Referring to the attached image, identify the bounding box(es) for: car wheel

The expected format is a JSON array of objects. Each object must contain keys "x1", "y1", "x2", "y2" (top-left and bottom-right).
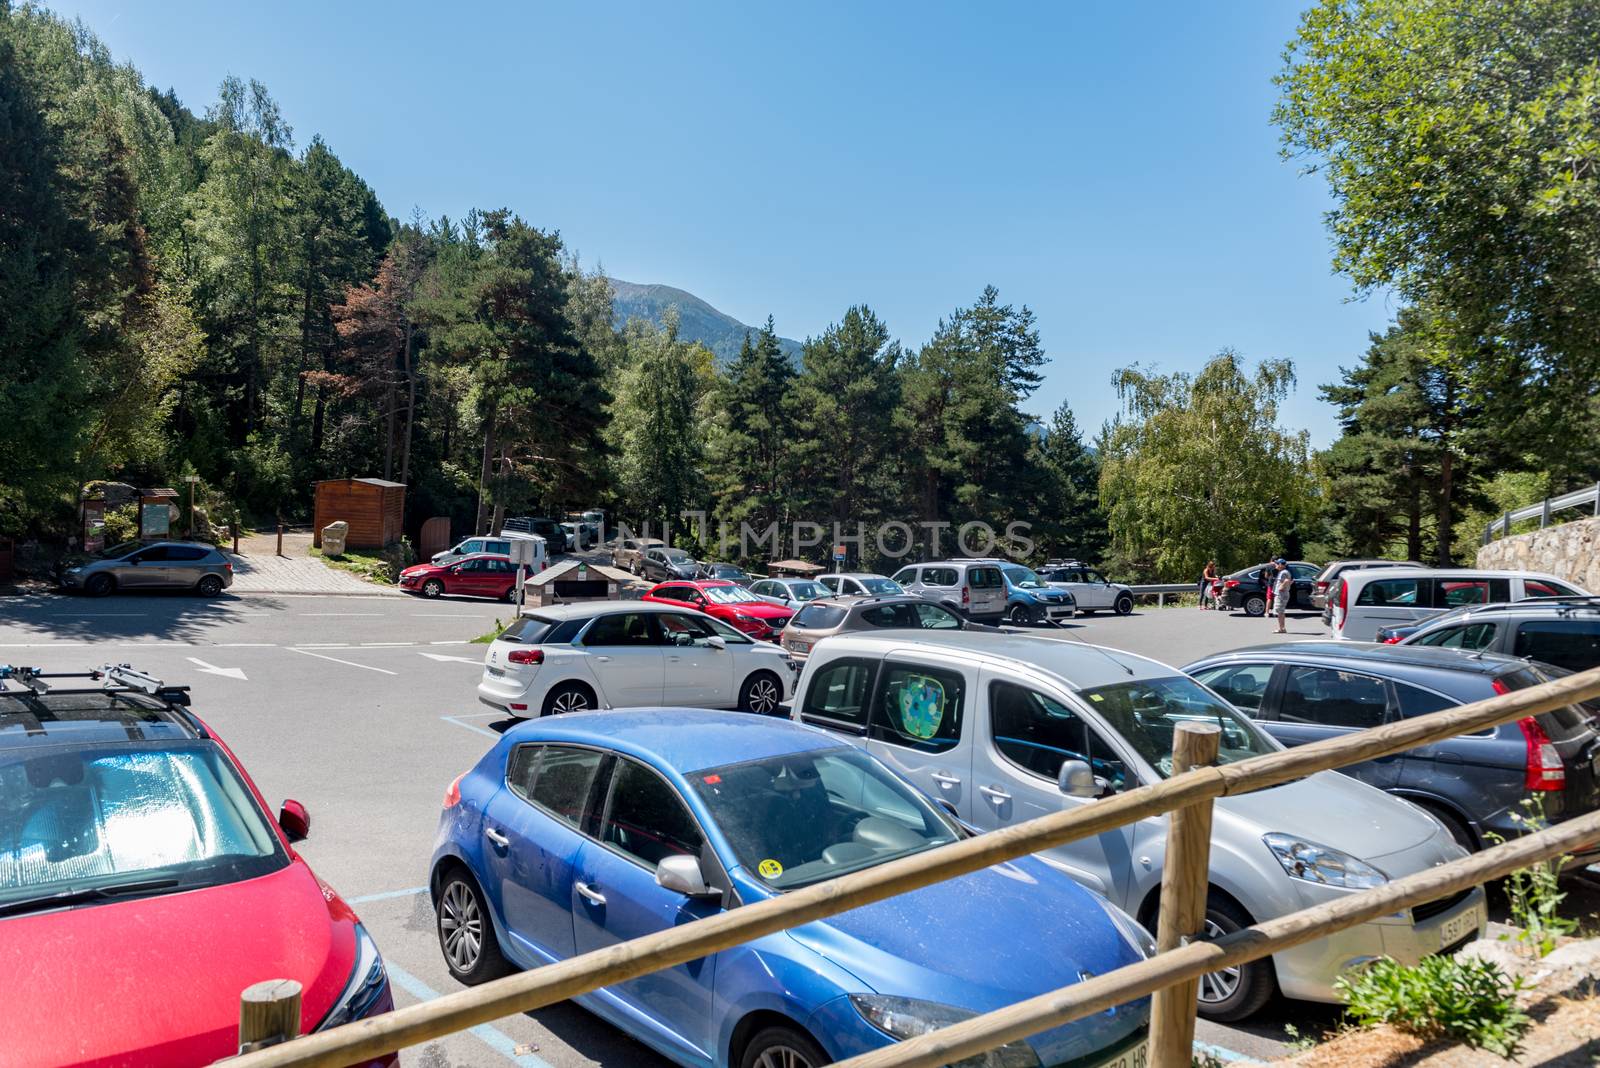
[
  {"x1": 739, "y1": 671, "x2": 783, "y2": 716},
  {"x1": 196, "y1": 575, "x2": 224, "y2": 597},
  {"x1": 1195, "y1": 895, "x2": 1275, "y2": 1021},
  {"x1": 422, "y1": 579, "x2": 445, "y2": 599},
  {"x1": 1008, "y1": 603, "x2": 1035, "y2": 625},
  {"x1": 1418, "y1": 802, "x2": 1478, "y2": 851},
  {"x1": 436, "y1": 868, "x2": 512, "y2": 985},
  {"x1": 740, "y1": 1024, "x2": 831, "y2": 1068},
  {"x1": 543, "y1": 682, "x2": 594, "y2": 715},
  {"x1": 1115, "y1": 593, "x2": 1134, "y2": 616},
  {"x1": 1243, "y1": 594, "x2": 1266, "y2": 617},
  {"x1": 84, "y1": 573, "x2": 114, "y2": 598}
]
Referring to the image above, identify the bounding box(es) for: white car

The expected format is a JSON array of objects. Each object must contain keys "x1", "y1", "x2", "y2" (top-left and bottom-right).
[
  {"x1": 1039, "y1": 561, "x2": 1134, "y2": 615},
  {"x1": 817, "y1": 572, "x2": 904, "y2": 597},
  {"x1": 1329, "y1": 567, "x2": 1590, "y2": 641},
  {"x1": 477, "y1": 602, "x2": 797, "y2": 717}
]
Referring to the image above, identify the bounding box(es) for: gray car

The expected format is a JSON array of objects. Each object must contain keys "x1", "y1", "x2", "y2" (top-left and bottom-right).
[
  {"x1": 641, "y1": 546, "x2": 699, "y2": 582},
  {"x1": 890, "y1": 560, "x2": 1008, "y2": 623},
  {"x1": 58, "y1": 540, "x2": 233, "y2": 597},
  {"x1": 1397, "y1": 596, "x2": 1600, "y2": 673},
  {"x1": 748, "y1": 576, "x2": 831, "y2": 607},
  {"x1": 778, "y1": 593, "x2": 975, "y2": 660},
  {"x1": 1184, "y1": 642, "x2": 1600, "y2": 854},
  {"x1": 816, "y1": 572, "x2": 904, "y2": 598}
]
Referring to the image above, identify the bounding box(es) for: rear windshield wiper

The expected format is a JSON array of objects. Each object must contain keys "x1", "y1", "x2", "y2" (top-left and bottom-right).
[{"x1": 0, "y1": 876, "x2": 185, "y2": 917}]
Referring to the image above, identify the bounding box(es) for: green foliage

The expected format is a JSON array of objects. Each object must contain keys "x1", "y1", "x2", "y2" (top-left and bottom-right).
[
  {"x1": 1029, "y1": 402, "x2": 1109, "y2": 564},
  {"x1": 1336, "y1": 955, "x2": 1529, "y2": 1057},
  {"x1": 706, "y1": 319, "x2": 796, "y2": 537},
  {"x1": 310, "y1": 545, "x2": 397, "y2": 584},
  {"x1": 609, "y1": 312, "x2": 709, "y2": 525},
  {"x1": 1100, "y1": 352, "x2": 1313, "y2": 580},
  {"x1": 102, "y1": 503, "x2": 138, "y2": 545},
  {"x1": 1487, "y1": 796, "x2": 1577, "y2": 957}
]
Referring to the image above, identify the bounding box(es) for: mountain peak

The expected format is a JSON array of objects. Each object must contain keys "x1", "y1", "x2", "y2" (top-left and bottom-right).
[{"x1": 606, "y1": 277, "x2": 802, "y2": 365}]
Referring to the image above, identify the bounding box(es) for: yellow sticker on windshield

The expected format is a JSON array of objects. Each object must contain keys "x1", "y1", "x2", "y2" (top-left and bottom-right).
[
  {"x1": 758, "y1": 858, "x2": 783, "y2": 879},
  {"x1": 1089, "y1": 694, "x2": 1104, "y2": 702}
]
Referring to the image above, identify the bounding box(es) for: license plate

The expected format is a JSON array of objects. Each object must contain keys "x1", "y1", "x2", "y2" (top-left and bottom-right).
[
  {"x1": 1438, "y1": 901, "x2": 1484, "y2": 947},
  {"x1": 787, "y1": 639, "x2": 811, "y2": 653},
  {"x1": 1093, "y1": 1039, "x2": 1148, "y2": 1068},
  {"x1": 486, "y1": 666, "x2": 504, "y2": 678}
]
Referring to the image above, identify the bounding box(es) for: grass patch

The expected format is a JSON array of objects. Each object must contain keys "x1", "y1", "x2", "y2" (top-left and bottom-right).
[
  {"x1": 1337, "y1": 955, "x2": 1529, "y2": 1057},
  {"x1": 473, "y1": 619, "x2": 511, "y2": 644},
  {"x1": 311, "y1": 546, "x2": 398, "y2": 585}
]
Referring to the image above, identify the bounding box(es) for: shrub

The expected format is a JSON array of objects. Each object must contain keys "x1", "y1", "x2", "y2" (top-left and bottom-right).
[
  {"x1": 103, "y1": 504, "x2": 139, "y2": 545},
  {"x1": 1489, "y1": 796, "x2": 1576, "y2": 956},
  {"x1": 1336, "y1": 955, "x2": 1528, "y2": 1057}
]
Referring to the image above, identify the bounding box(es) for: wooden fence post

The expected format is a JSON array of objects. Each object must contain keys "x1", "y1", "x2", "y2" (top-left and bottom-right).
[
  {"x1": 1149, "y1": 722, "x2": 1221, "y2": 1068},
  {"x1": 276, "y1": 520, "x2": 284, "y2": 558},
  {"x1": 239, "y1": 979, "x2": 302, "y2": 1054}
]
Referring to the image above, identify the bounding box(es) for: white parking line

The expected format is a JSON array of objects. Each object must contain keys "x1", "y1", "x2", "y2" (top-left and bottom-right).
[
  {"x1": 297, "y1": 612, "x2": 382, "y2": 617},
  {"x1": 361, "y1": 642, "x2": 414, "y2": 647},
  {"x1": 440, "y1": 714, "x2": 499, "y2": 739},
  {"x1": 348, "y1": 886, "x2": 427, "y2": 905},
  {"x1": 430, "y1": 640, "x2": 470, "y2": 645},
  {"x1": 383, "y1": 961, "x2": 552, "y2": 1067},
  {"x1": 286, "y1": 647, "x2": 398, "y2": 675},
  {"x1": 411, "y1": 613, "x2": 481, "y2": 618}
]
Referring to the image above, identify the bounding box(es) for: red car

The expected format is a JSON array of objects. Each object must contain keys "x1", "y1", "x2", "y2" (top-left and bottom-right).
[
  {"x1": 399, "y1": 552, "x2": 520, "y2": 600},
  {"x1": 0, "y1": 665, "x2": 394, "y2": 1067},
  {"x1": 642, "y1": 579, "x2": 794, "y2": 640}
]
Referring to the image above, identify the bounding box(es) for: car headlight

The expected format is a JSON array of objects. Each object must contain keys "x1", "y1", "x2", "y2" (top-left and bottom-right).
[
  {"x1": 1263, "y1": 833, "x2": 1388, "y2": 889},
  {"x1": 316, "y1": 922, "x2": 389, "y2": 1030},
  {"x1": 1095, "y1": 895, "x2": 1157, "y2": 958},
  {"x1": 734, "y1": 614, "x2": 759, "y2": 625},
  {"x1": 849, "y1": 996, "x2": 1040, "y2": 1067}
]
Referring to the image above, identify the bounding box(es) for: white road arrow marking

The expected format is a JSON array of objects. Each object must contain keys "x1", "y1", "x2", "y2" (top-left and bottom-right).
[
  {"x1": 419, "y1": 652, "x2": 483, "y2": 665},
  {"x1": 185, "y1": 656, "x2": 248, "y2": 681}
]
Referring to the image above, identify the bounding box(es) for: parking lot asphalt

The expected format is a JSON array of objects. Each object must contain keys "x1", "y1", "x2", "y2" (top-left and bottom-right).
[{"x1": 0, "y1": 591, "x2": 1355, "y2": 1066}]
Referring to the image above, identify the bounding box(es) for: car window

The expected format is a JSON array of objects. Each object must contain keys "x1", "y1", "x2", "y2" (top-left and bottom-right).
[
  {"x1": 787, "y1": 580, "x2": 828, "y2": 600},
  {"x1": 1078, "y1": 676, "x2": 1277, "y2": 775},
  {"x1": 464, "y1": 540, "x2": 483, "y2": 554},
  {"x1": 922, "y1": 567, "x2": 958, "y2": 587},
  {"x1": 1513, "y1": 620, "x2": 1600, "y2": 672},
  {"x1": 801, "y1": 658, "x2": 877, "y2": 729},
  {"x1": 892, "y1": 568, "x2": 918, "y2": 585},
  {"x1": 130, "y1": 546, "x2": 169, "y2": 562},
  {"x1": 1355, "y1": 577, "x2": 1421, "y2": 606},
  {"x1": 658, "y1": 612, "x2": 719, "y2": 645},
  {"x1": 1289, "y1": 564, "x2": 1318, "y2": 580},
  {"x1": 1414, "y1": 622, "x2": 1498, "y2": 651},
  {"x1": 517, "y1": 746, "x2": 605, "y2": 828},
  {"x1": 750, "y1": 581, "x2": 775, "y2": 597},
  {"x1": 1086, "y1": 570, "x2": 1107, "y2": 584},
  {"x1": 792, "y1": 603, "x2": 847, "y2": 629},
  {"x1": 583, "y1": 613, "x2": 659, "y2": 646},
  {"x1": 1436, "y1": 578, "x2": 1509, "y2": 607},
  {"x1": 455, "y1": 559, "x2": 483, "y2": 572},
  {"x1": 858, "y1": 603, "x2": 920, "y2": 628},
  {"x1": 703, "y1": 585, "x2": 760, "y2": 605},
  {"x1": 1525, "y1": 580, "x2": 1581, "y2": 598},
  {"x1": 869, "y1": 663, "x2": 965, "y2": 753},
  {"x1": 653, "y1": 584, "x2": 693, "y2": 602},
  {"x1": 968, "y1": 566, "x2": 1002, "y2": 589},
  {"x1": 989, "y1": 682, "x2": 1131, "y2": 791},
  {"x1": 598, "y1": 759, "x2": 703, "y2": 870},
  {"x1": 914, "y1": 603, "x2": 962, "y2": 628},
  {"x1": 1191, "y1": 663, "x2": 1275, "y2": 713},
  {"x1": 819, "y1": 576, "x2": 840, "y2": 591},
  {"x1": 859, "y1": 577, "x2": 902, "y2": 595},
  {"x1": 486, "y1": 540, "x2": 510, "y2": 555},
  {"x1": 1279, "y1": 666, "x2": 1388, "y2": 729},
  {"x1": 1393, "y1": 683, "x2": 1458, "y2": 719},
  {"x1": 166, "y1": 546, "x2": 209, "y2": 561}
]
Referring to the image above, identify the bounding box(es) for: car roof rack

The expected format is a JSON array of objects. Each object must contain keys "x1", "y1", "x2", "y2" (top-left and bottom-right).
[{"x1": 0, "y1": 664, "x2": 192, "y2": 705}]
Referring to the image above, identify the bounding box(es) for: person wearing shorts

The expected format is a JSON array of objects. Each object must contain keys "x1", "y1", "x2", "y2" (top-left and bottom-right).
[{"x1": 1272, "y1": 559, "x2": 1292, "y2": 633}]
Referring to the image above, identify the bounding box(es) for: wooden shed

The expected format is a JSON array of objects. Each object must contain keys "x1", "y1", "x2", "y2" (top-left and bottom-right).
[{"x1": 312, "y1": 478, "x2": 406, "y2": 549}]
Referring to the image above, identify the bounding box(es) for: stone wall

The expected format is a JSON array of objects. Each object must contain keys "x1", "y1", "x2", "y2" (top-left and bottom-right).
[{"x1": 1476, "y1": 514, "x2": 1600, "y2": 592}]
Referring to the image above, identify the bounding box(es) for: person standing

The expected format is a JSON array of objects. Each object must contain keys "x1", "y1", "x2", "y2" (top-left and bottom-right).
[
  {"x1": 1272, "y1": 558, "x2": 1292, "y2": 634},
  {"x1": 1200, "y1": 560, "x2": 1218, "y2": 609}
]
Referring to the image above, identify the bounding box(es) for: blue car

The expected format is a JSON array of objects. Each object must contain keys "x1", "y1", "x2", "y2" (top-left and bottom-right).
[
  {"x1": 429, "y1": 710, "x2": 1152, "y2": 1068},
  {"x1": 999, "y1": 562, "x2": 1078, "y2": 625}
]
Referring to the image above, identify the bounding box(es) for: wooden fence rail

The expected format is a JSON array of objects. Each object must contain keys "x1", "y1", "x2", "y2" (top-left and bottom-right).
[{"x1": 230, "y1": 664, "x2": 1600, "y2": 1068}]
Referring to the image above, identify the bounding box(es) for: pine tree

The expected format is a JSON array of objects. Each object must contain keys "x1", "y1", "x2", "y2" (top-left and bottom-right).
[
  {"x1": 708, "y1": 318, "x2": 795, "y2": 538},
  {"x1": 1033, "y1": 402, "x2": 1108, "y2": 563},
  {"x1": 610, "y1": 312, "x2": 709, "y2": 525}
]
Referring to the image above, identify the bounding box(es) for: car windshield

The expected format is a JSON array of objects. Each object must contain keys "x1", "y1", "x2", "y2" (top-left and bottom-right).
[
  {"x1": 792, "y1": 603, "x2": 848, "y2": 629},
  {"x1": 691, "y1": 747, "x2": 959, "y2": 890},
  {"x1": 663, "y1": 549, "x2": 692, "y2": 563},
  {"x1": 96, "y1": 541, "x2": 140, "y2": 559},
  {"x1": 703, "y1": 585, "x2": 759, "y2": 605},
  {"x1": 785, "y1": 581, "x2": 828, "y2": 600},
  {"x1": 1003, "y1": 565, "x2": 1048, "y2": 590},
  {"x1": 1079, "y1": 676, "x2": 1277, "y2": 776},
  {"x1": 0, "y1": 742, "x2": 286, "y2": 911},
  {"x1": 859, "y1": 577, "x2": 902, "y2": 594}
]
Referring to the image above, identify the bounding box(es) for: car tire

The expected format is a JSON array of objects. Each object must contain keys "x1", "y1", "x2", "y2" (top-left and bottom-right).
[
  {"x1": 1417, "y1": 802, "x2": 1478, "y2": 851},
  {"x1": 436, "y1": 868, "x2": 512, "y2": 985},
  {"x1": 1195, "y1": 894, "x2": 1275, "y2": 1021},
  {"x1": 1243, "y1": 594, "x2": 1266, "y2": 617},
  {"x1": 84, "y1": 573, "x2": 114, "y2": 598},
  {"x1": 1008, "y1": 603, "x2": 1036, "y2": 625},
  {"x1": 738, "y1": 671, "x2": 784, "y2": 716},
  {"x1": 196, "y1": 575, "x2": 224, "y2": 597},
  {"x1": 422, "y1": 579, "x2": 445, "y2": 599},
  {"x1": 739, "y1": 1024, "x2": 831, "y2": 1068},
  {"x1": 1114, "y1": 593, "x2": 1134, "y2": 616},
  {"x1": 543, "y1": 682, "x2": 594, "y2": 716}
]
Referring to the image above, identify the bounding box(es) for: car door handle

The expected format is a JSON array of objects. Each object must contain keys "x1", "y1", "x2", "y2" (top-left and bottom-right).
[
  {"x1": 595, "y1": 655, "x2": 612, "y2": 663},
  {"x1": 929, "y1": 772, "x2": 961, "y2": 788},
  {"x1": 979, "y1": 785, "x2": 1012, "y2": 803},
  {"x1": 666, "y1": 655, "x2": 682, "y2": 662},
  {"x1": 484, "y1": 827, "x2": 509, "y2": 848},
  {"x1": 575, "y1": 881, "x2": 606, "y2": 907}
]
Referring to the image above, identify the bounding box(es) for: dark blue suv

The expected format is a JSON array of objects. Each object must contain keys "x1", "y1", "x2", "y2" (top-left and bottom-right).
[{"x1": 1184, "y1": 643, "x2": 1600, "y2": 853}]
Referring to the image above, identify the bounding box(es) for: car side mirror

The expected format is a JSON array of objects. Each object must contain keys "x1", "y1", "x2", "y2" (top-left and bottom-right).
[
  {"x1": 655, "y1": 854, "x2": 718, "y2": 898},
  {"x1": 1058, "y1": 760, "x2": 1099, "y2": 798},
  {"x1": 706, "y1": 636, "x2": 726, "y2": 650},
  {"x1": 279, "y1": 799, "x2": 311, "y2": 841}
]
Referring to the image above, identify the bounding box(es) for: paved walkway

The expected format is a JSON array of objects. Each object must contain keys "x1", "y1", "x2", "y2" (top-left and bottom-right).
[{"x1": 225, "y1": 529, "x2": 400, "y2": 596}]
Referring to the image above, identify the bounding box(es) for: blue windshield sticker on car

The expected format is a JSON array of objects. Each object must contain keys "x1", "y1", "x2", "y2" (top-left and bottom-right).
[{"x1": 898, "y1": 675, "x2": 946, "y2": 739}]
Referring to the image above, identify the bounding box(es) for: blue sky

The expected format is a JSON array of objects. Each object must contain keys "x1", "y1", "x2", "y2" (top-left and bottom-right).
[{"x1": 53, "y1": 0, "x2": 1398, "y2": 446}]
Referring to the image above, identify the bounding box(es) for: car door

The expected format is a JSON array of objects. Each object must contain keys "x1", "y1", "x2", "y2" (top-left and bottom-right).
[
  {"x1": 571, "y1": 757, "x2": 720, "y2": 1063},
  {"x1": 576, "y1": 613, "x2": 667, "y2": 706},
  {"x1": 643, "y1": 550, "x2": 665, "y2": 581},
  {"x1": 863, "y1": 658, "x2": 974, "y2": 817},
  {"x1": 448, "y1": 559, "x2": 491, "y2": 597},
  {"x1": 116, "y1": 545, "x2": 169, "y2": 588},
  {"x1": 1256, "y1": 663, "x2": 1403, "y2": 789},
  {"x1": 971, "y1": 673, "x2": 1137, "y2": 900},
  {"x1": 795, "y1": 656, "x2": 878, "y2": 744},
  {"x1": 1082, "y1": 569, "x2": 1119, "y2": 610},
  {"x1": 657, "y1": 613, "x2": 736, "y2": 706},
  {"x1": 1347, "y1": 575, "x2": 1436, "y2": 639},
  {"x1": 157, "y1": 545, "x2": 205, "y2": 588},
  {"x1": 479, "y1": 744, "x2": 603, "y2": 962},
  {"x1": 1289, "y1": 564, "x2": 1320, "y2": 609}
]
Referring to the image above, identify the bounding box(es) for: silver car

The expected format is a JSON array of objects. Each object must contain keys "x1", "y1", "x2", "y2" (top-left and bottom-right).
[
  {"x1": 1039, "y1": 561, "x2": 1135, "y2": 616},
  {"x1": 790, "y1": 630, "x2": 1487, "y2": 1021},
  {"x1": 817, "y1": 572, "x2": 904, "y2": 598},
  {"x1": 58, "y1": 541, "x2": 233, "y2": 597},
  {"x1": 749, "y1": 576, "x2": 831, "y2": 607}
]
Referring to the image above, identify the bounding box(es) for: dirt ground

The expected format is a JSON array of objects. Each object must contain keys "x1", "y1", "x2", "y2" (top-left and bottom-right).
[{"x1": 1284, "y1": 996, "x2": 1600, "y2": 1068}]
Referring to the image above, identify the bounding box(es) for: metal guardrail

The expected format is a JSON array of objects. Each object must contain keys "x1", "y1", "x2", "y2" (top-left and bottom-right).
[
  {"x1": 227, "y1": 665, "x2": 1600, "y2": 1068},
  {"x1": 1483, "y1": 482, "x2": 1600, "y2": 544},
  {"x1": 1127, "y1": 583, "x2": 1195, "y2": 606}
]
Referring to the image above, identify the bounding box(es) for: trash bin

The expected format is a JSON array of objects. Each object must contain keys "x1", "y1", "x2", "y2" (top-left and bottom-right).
[{"x1": 321, "y1": 521, "x2": 349, "y2": 558}]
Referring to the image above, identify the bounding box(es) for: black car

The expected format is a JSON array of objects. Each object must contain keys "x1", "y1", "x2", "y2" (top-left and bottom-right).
[
  {"x1": 1185, "y1": 642, "x2": 1600, "y2": 853},
  {"x1": 502, "y1": 516, "x2": 567, "y2": 553},
  {"x1": 1221, "y1": 560, "x2": 1319, "y2": 616}
]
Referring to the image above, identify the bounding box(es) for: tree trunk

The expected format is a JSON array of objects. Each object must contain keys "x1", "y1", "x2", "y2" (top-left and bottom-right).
[{"x1": 476, "y1": 408, "x2": 498, "y2": 535}]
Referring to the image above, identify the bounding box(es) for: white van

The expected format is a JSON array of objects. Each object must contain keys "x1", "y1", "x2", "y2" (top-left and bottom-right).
[
  {"x1": 1330, "y1": 567, "x2": 1588, "y2": 641},
  {"x1": 431, "y1": 531, "x2": 547, "y2": 569}
]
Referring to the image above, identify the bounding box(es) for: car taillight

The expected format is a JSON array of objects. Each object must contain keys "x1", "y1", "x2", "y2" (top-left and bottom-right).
[
  {"x1": 1224, "y1": 579, "x2": 1240, "y2": 589},
  {"x1": 225, "y1": 562, "x2": 234, "y2": 574},
  {"x1": 507, "y1": 648, "x2": 544, "y2": 665},
  {"x1": 1337, "y1": 579, "x2": 1348, "y2": 616},
  {"x1": 1315, "y1": 580, "x2": 1327, "y2": 593},
  {"x1": 443, "y1": 771, "x2": 466, "y2": 808},
  {"x1": 961, "y1": 587, "x2": 970, "y2": 605},
  {"x1": 1381, "y1": 634, "x2": 1404, "y2": 644},
  {"x1": 1517, "y1": 714, "x2": 1566, "y2": 791}
]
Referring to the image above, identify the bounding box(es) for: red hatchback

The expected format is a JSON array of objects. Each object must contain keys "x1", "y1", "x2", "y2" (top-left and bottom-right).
[
  {"x1": 642, "y1": 579, "x2": 794, "y2": 640},
  {"x1": 399, "y1": 553, "x2": 520, "y2": 600},
  {"x1": 0, "y1": 665, "x2": 394, "y2": 1067}
]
